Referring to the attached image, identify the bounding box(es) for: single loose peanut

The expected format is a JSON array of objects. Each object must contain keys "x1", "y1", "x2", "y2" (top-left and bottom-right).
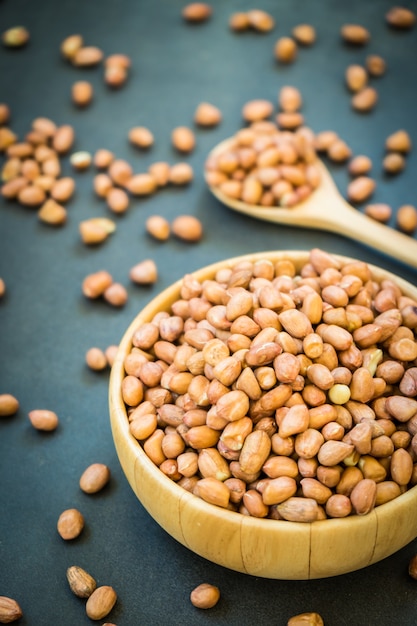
[
  {"x1": 366, "y1": 54, "x2": 386, "y2": 76},
  {"x1": 386, "y1": 6, "x2": 416, "y2": 29},
  {"x1": 2, "y1": 26, "x2": 29, "y2": 47},
  {"x1": 365, "y1": 203, "x2": 392, "y2": 222},
  {"x1": 86, "y1": 347, "x2": 108, "y2": 371},
  {"x1": 146, "y1": 215, "x2": 170, "y2": 240},
  {"x1": 66, "y1": 565, "x2": 97, "y2": 598},
  {"x1": 0, "y1": 596, "x2": 23, "y2": 623},
  {"x1": 194, "y1": 102, "x2": 222, "y2": 126},
  {"x1": 73, "y1": 45, "x2": 103, "y2": 67},
  {"x1": 171, "y1": 126, "x2": 195, "y2": 152},
  {"x1": 345, "y1": 65, "x2": 368, "y2": 92},
  {"x1": 79, "y1": 217, "x2": 116, "y2": 244},
  {"x1": 130, "y1": 259, "x2": 158, "y2": 284},
  {"x1": 106, "y1": 188, "x2": 130, "y2": 213},
  {"x1": 347, "y1": 176, "x2": 376, "y2": 203},
  {"x1": 274, "y1": 37, "x2": 297, "y2": 63},
  {"x1": 340, "y1": 24, "x2": 370, "y2": 45},
  {"x1": 247, "y1": 10, "x2": 275, "y2": 32},
  {"x1": 72, "y1": 81, "x2": 93, "y2": 107},
  {"x1": 397, "y1": 205, "x2": 417, "y2": 233},
  {"x1": 129, "y1": 126, "x2": 154, "y2": 149},
  {"x1": 86, "y1": 586, "x2": 117, "y2": 620},
  {"x1": 169, "y1": 162, "x2": 193, "y2": 185},
  {"x1": 28, "y1": 409, "x2": 59, "y2": 431},
  {"x1": 385, "y1": 130, "x2": 411, "y2": 153},
  {"x1": 61, "y1": 34, "x2": 83, "y2": 60},
  {"x1": 57, "y1": 508, "x2": 84, "y2": 539},
  {"x1": 103, "y1": 283, "x2": 128, "y2": 307},
  {"x1": 190, "y1": 583, "x2": 220, "y2": 609},
  {"x1": 351, "y1": 87, "x2": 378, "y2": 112},
  {"x1": 82, "y1": 270, "x2": 113, "y2": 299},
  {"x1": 292, "y1": 24, "x2": 316, "y2": 45},
  {"x1": 38, "y1": 199, "x2": 67, "y2": 226},
  {"x1": 383, "y1": 152, "x2": 405, "y2": 175},
  {"x1": 182, "y1": 3, "x2": 212, "y2": 22},
  {"x1": 0, "y1": 394, "x2": 19, "y2": 416},
  {"x1": 171, "y1": 215, "x2": 203, "y2": 242},
  {"x1": 79, "y1": 463, "x2": 111, "y2": 493}
]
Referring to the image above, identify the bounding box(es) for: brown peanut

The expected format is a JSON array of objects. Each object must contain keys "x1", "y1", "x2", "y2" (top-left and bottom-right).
[
  {"x1": 0, "y1": 394, "x2": 19, "y2": 416},
  {"x1": 79, "y1": 463, "x2": 111, "y2": 493},
  {"x1": 28, "y1": 409, "x2": 59, "y2": 431},
  {"x1": 190, "y1": 583, "x2": 220, "y2": 609},
  {"x1": 0, "y1": 596, "x2": 23, "y2": 623},
  {"x1": 66, "y1": 565, "x2": 97, "y2": 598},
  {"x1": 57, "y1": 508, "x2": 84, "y2": 540},
  {"x1": 86, "y1": 586, "x2": 117, "y2": 620}
]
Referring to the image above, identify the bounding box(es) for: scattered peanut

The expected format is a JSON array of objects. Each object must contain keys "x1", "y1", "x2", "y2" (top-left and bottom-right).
[
  {"x1": 129, "y1": 259, "x2": 158, "y2": 284},
  {"x1": 0, "y1": 596, "x2": 23, "y2": 623},
  {"x1": 274, "y1": 37, "x2": 298, "y2": 63},
  {"x1": 247, "y1": 10, "x2": 275, "y2": 32},
  {"x1": 103, "y1": 282, "x2": 128, "y2": 307},
  {"x1": 85, "y1": 586, "x2": 117, "y2": 620},
  {"x1": 146, "y1": 215, "x2": 170, "y2": 241},
  {"x1": 171, "y1": 215, "x2": 203, "y2": 242},
  {"x1": 397, "y1": 204, "x2": 417, "y2": 233},
  {"x1": 347, "y1": 176, "x2": 376, "y2": 203},
  {"x1": 79, "y1": 463, "x2": 111, "y2": 493},
  {"x1": 79, "y1": 217, "x2": 116, "y2": 244},
  {"x1": 386, "y1": 6, "x2": 416, "y2": 29},
  {"x1": 28, "y1": 409, "x2": 59, "y2": 431},
  {"x1": 0, "y1": 394, "x2": 19, "y2": 417},
  {"x1": 2, "y1": 26, "x2": 29, "y2": 47},
  {"x1": 66, "y1": 565, "x2": 97, "y2": 598},
  {"x1": 292, "y1": 24, "x2": 316, "y2": 46},
  {"x1": 348, "y1": 155, "x2": 372, "y2": 176},
  {"x1": 61, "y1": 34, "x2": 83, "y2": 60},
  {"x1": 57, "y1": 508, "x2": 84, "y2": 540},
  {"x1": 86, "y1": 347, "x2": 108, "y2": 371},
  {"x1": 72, "y1": 81, "x2": 93, "y2": 107},
  {"x1": 364, "y1": 203, "x2": 392, "y2": 223},
  {"x1": 171, "y1": 126, "x2": 195, "y2": 152},
  {"x1": 194, "y1": 102, "x2": 222, "y2": 127},
  {"x1": 340, "y1": 24, "x2": 370, "y2": 45},
  {"x1": 169, "y1": 162, "x2": 193, "y2": 185},
  {"x1": 38, "y1": 198, "x2": 67, "y2": 225},
  {"x1": 0, "y1": 278, "x2": 5, "y2": 299},
  {"x1": 345, "y1": 65, "x2": 368, "y2": 92},
  {"x1": 385, "y1": 130, "x2": 411, "y2": 153},
  {"x1": 128, "y1": 126, "x2": 154, "y2": 149},
  {"x1": 73, "y1": 46, "x2": 104, "y2": 67},
  {"x1": 182, "y1": 3, "x2": 212, "y2": 22},
  {"x1": 190, "y1": 583, "x2": 220, "y2": 609},
  {"x1": 383, "y1": 152, "x2": 405, "y2": 175},
  {"x1": 366, "y1": 54, "x2": 386, "y2": 76},
  {"x1": 351, "y1": 86, "x2": 378, "y2": 112}
]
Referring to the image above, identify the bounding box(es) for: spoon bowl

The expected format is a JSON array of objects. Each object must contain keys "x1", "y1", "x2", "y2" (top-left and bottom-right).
[{"x1": 206, "y1": 137, "x2": 417, "y2": 270}]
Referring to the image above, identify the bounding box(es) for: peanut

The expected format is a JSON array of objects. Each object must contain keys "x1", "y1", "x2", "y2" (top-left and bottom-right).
[
  {"x1": 79, "y1": 463, "x2": 111, "y2": 493},
  {"x1": 72, "y1": 81, "x2": 93, "y2": 107},
  {"x1": 130, "y1": 259, "x2": 158, "y2": 284},
  {"x1": 182, "y1": 3, "x2": 212, "y2": 22},
  {"x1": 366, "y1": 54, "x2": 386, "y2": 77},
  {"x1": 28, "y1": 409, "x2": 59, "y2": 431},
  {"x1": 86, "y1": 586, "x2": 117, "y2": 620},
  {"x1": 274, "y1": 37, "x2": 297, "y2": 63},
  {"x1": 385, "y1": 130, "x2": 411, "y2": 153},
  {"x1": 66, "y1": 565, "x2": 97, "y2": 598},
  {"x1": 190, "y1": 583, "x2": 220, "y2": 609},
  {"x1": 128, "y1": 126, "x2": 154, "y2": 149},
  {"x1": 146, "y1": 215, "x2": 170, "y2": 241},
  {"x1": 351, "y1": 87, "x2": 378, "y2": 112},
  {"x1": 194, "y1": 102, "x2": 222, "y2": 126},
  {"x1": 57, "y1": 508, "x2": 84, "y2": 540},
  {"x1": 2, "y1": 26, "x2": 29, "y2": 47},
  {"x1": 287, "y1": 613, "x2": 324, "y2": 626},
  {"x1": 171, "y1": 126, "x2": 195, "y2": 152},
  {"x1": 397, "y1": 204, "x2": 417, "y2": 233},
  {"x1": 292, "y1": 24, "x2": 316, "y2": 46},
  {"x1": 0, "y1": 596, "x2": 23, "y2": 623},
  {"x1": 340, "y1": 24, "x2": 370, "y2": 45},
  {"x1": 73, "y1": 46, "x2": 103, "y2": 67},
  {"x1": 247, "y1": 10, "x2": 275, "y2": 32},
  {"x1": 171, "y1": 215, "x2": 203, "y2": 242},
  {"x1": 345, "y1": 65, "x2": 368, "y2": 92},
  {"x1": 0, "y1": 393, "x2": 18, "y2": 417},
  {"x1": 386, "y1": 6, "x2": 416, "y2": 29}
]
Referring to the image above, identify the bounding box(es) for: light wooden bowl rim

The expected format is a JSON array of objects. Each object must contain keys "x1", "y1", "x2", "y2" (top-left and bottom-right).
[{"x1": 109, "y1": 250, "x2": 417, "y2": 579}]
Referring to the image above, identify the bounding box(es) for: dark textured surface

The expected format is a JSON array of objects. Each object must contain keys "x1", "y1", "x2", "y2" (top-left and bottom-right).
[{"x1": 1, "y1": 1, "x2": 417, "y2": 624}]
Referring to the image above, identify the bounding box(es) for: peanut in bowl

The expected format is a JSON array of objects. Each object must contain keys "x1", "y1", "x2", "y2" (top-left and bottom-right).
[{"x1": 109, "y1": 249, "x2": 417, "y2": 580}]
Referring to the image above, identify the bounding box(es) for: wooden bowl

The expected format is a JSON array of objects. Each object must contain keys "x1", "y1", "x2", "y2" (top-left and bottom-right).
[{"x1": 109, "y1": 250, "x2": 417, "y2": 580}]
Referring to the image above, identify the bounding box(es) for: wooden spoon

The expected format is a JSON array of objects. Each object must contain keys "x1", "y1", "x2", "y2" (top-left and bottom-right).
[{"x1": 206, "y1": 138, "x2": 417, "y2": 270}]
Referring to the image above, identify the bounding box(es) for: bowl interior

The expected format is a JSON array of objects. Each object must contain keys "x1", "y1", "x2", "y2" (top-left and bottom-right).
[{"x1": 109, "y1": 250, "x2": 417, "y2": 579}]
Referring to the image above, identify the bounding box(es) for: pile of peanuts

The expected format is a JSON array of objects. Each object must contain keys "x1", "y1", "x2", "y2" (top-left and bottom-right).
[
  {"x1": 122, "y1": 248, "x2": 417, "y2": 522},
  {"x1": 0, "y1": 113, "x2": 76, "y2": 224}
]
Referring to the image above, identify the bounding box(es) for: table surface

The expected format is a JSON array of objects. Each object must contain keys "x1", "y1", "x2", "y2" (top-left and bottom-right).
[{"x1": 1, "y1": 1, "x2": 417, "y2": 624}]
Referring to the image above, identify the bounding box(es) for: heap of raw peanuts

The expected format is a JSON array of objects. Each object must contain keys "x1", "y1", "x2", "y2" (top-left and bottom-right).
[{"x1": 1, "y1": 3, "x2": 417, "y2": 625}]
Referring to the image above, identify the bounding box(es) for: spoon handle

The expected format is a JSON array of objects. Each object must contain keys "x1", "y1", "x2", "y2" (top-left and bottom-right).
[{"x1": 308, "y1": 190, "x2": 417, "y2": 270}]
